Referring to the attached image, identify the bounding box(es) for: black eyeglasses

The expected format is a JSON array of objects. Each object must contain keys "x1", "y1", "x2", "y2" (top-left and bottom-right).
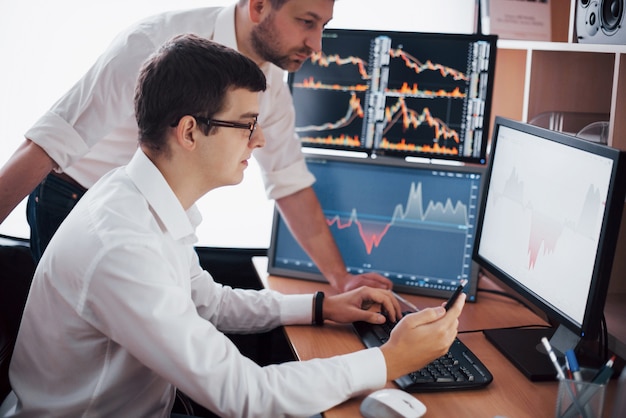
[{"x1": 191, "y1": 116, "x2": 258, "y2": 141}]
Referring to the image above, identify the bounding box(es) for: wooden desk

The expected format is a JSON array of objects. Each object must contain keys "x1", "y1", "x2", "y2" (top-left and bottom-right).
[{"x1": 254, "y1": 259, "x2": 618, "y2": 417}]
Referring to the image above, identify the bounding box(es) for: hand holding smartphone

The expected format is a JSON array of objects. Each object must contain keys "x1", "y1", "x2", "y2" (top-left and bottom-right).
[{"x1": 444, "y1": 280, "x2": 467, "y2": 311}]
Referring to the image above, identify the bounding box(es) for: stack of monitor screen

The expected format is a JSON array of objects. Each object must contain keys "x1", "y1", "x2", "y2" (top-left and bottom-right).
[
  {"x1": 280, "y1": 29, "x2": 626, "y2": 376},
  {"x1": 267, "y1": 154, "x2": 485, "y2": 301},
  {"x1": 288, "y1": 29, "x2": 498, "y2": 165},
  {"x1": 273, "y1": 28, "x2": 498, "y2": 301},
  {"x1": 474, "y1": 117, "x2": 626, "y2": 381}
]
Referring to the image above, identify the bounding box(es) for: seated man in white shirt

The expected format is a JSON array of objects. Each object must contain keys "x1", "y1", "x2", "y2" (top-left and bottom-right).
[{"x1": 1, "y1": 34, "x2": 464, "y2": 418}]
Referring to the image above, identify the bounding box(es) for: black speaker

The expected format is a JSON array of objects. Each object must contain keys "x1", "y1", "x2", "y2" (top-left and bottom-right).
[{"x1": 576, "y1": 0, "x2": 626, "y2": 44}]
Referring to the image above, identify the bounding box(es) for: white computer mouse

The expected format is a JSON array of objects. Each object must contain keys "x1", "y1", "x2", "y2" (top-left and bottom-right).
[{"x1": 360, "y1": 388, "x2": 427, "y2": 418}]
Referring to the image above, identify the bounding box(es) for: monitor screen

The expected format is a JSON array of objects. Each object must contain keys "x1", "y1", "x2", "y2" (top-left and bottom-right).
[
  {"x1": 268, "y1": 153, "x2": 486, "y2": 301},
  {"x1": 288, "y1": 29, "x2": 497, "y2": 164},
  {"x1": 473, "y1": 117, "x2": 626, "y2": 380}
]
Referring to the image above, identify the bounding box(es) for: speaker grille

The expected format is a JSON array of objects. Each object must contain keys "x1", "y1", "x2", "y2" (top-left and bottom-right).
[{"x1": 602, "y1": 0, "x2": 623, "y2": 32}]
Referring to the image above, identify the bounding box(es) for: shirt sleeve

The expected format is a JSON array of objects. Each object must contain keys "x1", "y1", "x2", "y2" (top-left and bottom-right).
[
  {"x1": 187, "y1": 251, "x2": 314, "y2": 331},
  {"x1": 25, "y1": 29, "x2": 155, "y2": 170},
  {"x1": 252, "y1": 66, "x2": 315, "y2": 200},
  {"x1": 81, "y1": 242, "x2": 386, "y2": 417}
]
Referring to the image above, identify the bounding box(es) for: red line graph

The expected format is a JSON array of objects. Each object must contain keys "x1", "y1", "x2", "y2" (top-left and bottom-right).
[
  {"x1": 327, "y1": 209, "x2": 391, "y2": 255},
  {"x1": 527, "y1": 211, "x2": 564, "y2": 269},
  {"x1": 326, "y1": 182, "x2": 468, "y2": 255},
  {"x1": 496, "y1": 169, "x2": 606, "y2": 270}
]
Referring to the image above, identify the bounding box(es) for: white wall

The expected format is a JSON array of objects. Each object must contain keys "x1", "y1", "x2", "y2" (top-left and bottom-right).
[{"x1": 0, "y1": 0, "x2": 476, "y2": 247}]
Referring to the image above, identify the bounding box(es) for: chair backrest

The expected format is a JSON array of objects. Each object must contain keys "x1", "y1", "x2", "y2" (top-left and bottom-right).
[
  {"x1": 0, "y1": 321, "x2": 13, "y2": 401},
  {"x1": 0, "y1": 243, "x2": 35, "y2": 401}
]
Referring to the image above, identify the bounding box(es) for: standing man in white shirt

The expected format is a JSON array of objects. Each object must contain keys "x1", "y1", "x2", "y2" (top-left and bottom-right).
[
  {"x1": 0, "y1": 0, "x2": 392, "y2": 292},
  {"x1": 1, "y1": 34, "x2": 464, "y2": 417}
]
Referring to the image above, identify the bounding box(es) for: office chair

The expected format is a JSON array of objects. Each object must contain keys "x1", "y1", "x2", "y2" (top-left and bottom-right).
[
  {"x1": 0, "y1": 321, "x2": 13, "y2": 402},
  {"x1": 0, "y1": 240, "x2": 36, "y2": 402}
]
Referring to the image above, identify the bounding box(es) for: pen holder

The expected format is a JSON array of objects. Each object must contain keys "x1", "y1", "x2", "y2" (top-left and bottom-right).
[{"x1": 555, "y1": 373, "x2": 606, "y2": 418}]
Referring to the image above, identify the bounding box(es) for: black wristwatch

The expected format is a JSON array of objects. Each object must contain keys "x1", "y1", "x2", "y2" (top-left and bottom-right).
[{"x1": 313, "y1": 291, "x2": 324, "y2": 326}]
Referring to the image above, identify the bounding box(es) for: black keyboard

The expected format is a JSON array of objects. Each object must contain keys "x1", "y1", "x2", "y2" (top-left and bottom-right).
[{"x1": 353, "y1": 314, "x2": 493, "y2": 392}]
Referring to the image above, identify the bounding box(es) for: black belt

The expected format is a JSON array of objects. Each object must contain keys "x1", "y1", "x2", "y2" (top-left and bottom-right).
[{"x1": 50, "y1": 171, "x2": 87, "y2": 192}]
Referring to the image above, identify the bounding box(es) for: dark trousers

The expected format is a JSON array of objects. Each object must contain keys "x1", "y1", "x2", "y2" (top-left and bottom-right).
[{"x1": 26, "y1": 173, "x2": 86, "y2": 263}]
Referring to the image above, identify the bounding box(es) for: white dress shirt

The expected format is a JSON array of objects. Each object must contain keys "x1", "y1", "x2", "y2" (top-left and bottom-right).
[
  {"x1": 1, "y1": 149, "x2": 386, "y2": 418},
  {"x1": 25, "y1": 5, "x2": 315, "y2": 200}
]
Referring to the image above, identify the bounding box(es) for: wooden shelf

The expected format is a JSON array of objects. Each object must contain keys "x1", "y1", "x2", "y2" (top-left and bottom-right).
[
  {"x1": 492, "y1": 1, "x2": 626, "y2": 150},
  {"x1": 498, "y1": 39, "x2": 626, "y2": 53}
]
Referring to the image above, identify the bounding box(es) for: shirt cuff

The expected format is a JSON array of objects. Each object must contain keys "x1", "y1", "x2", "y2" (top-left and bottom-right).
[
  {"x1": 342, "y1": 348, "x2": 387, "y2": 393},
  {"x1": 262, "y1": 158, "x2": 315, "y2": 200},
  {"x1": 26, "y1": 111, "x2": 89, "y2": 170},
  {"x1": 280, "y1": 294, "x2": 316, "y2": 325}
]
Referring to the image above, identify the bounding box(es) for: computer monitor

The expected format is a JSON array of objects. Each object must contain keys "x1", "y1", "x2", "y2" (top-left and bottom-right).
[
  {"x1": 267, "y1": 153, "x2": 486, "y2": 301},
  {"x1": 473, "y1": 117, "x2": 626, "y2": 381},
  {"x1": 288, "y1": 29, "x2": 497, "y2": 164}
]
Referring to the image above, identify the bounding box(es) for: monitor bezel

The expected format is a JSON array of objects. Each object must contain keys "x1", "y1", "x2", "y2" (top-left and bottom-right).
[
  {"x1": 267, "y1": 151, "x2": 487, "y2": 301},
  {"x1": 287, "y1": 29, "x2": 498, "y2": 165},
  {"x1": 473, "y1": 116, "x2": 626, "y2": 340}
]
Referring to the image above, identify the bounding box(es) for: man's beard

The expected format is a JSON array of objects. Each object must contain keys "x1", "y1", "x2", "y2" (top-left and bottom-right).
[{"x1": 250, "y1": 13, "x2": 312, "y2": 71}]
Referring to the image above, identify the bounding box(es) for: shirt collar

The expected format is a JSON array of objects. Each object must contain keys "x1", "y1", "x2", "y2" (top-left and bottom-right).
[{"x1": 125, "y1": 149, "x2": 201, "y2": 243}]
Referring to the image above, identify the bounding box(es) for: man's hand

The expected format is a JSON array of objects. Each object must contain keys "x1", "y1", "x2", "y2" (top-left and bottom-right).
[
  {"x1": 323, "y1": 286, "x2": 402, "y2": 324},
  {"x1": 337, "y1": 271, "x2": 393, "y2": 293},
  {"x1": 380, "y1": 292, "x2": 465, "y2": 381}
]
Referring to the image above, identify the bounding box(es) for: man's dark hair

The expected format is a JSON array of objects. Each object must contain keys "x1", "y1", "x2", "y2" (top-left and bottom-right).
[{"x1": 134, "y1": 34, "x2": 266, "y2": 153}]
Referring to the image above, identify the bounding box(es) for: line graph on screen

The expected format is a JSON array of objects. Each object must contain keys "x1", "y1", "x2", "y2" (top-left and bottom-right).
[
  {"x1": 325, "y1": 180, "x2": 471, "y2": 255},
  {"x1": 483, "y1": 166, "x2": 606, "y2": 273}
]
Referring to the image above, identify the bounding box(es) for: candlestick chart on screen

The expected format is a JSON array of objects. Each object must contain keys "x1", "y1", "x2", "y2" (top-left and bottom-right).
[{"x1": 289, "y1": 30, "x2": 496, "y2": 164}]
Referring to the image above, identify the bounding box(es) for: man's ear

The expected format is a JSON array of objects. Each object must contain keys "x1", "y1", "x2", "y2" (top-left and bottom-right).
[
  {"x1": 174, "y1": 115, "x2": 199, "y2": 151},
  {"x1": 248, "y1": 0, "x2": 268, "y2": 24}
]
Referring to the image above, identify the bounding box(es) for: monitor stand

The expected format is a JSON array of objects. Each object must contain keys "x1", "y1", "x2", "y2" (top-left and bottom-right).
[{"x1": 483, "y1": 325, "x2": 580, "y2": 381}]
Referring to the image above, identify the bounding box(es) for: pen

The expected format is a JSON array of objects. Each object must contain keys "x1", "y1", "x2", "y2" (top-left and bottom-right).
[
  {"x1": 565, "y1": 349, "x2": 582, "y2": 382},
  {"x1": 541, "y1": 337, "x2": 588, "y2": 418},
  {"x1": 392, "y1": 291, "x2": 419, "y2": 313},
  {"x1": 560, "y1": 355, "x2": 615, "y2": 418},
  {"x1": 590, "y1": 355, "x2": 615, "y2": 385},
  {"x1": 564, "y1": 357, "x2": 574, "y2": 380},
  {"x1": 541, "y1": 337, "x2": 566, "y2": 380}
]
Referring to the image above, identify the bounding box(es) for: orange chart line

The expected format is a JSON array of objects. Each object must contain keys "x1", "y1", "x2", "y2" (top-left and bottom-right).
[
  {"x1": 308, "y1": 50, "x2": 468, "y2": 82},
  {"x1": 326, "y1": 212, "x2": 391, "y2": 255},
  {"x1": 383, "y1": 96, "x2": 460, "y2": 143},
  {"x1": 310, "y1": 52, "x2": 369, "y2": 79}
]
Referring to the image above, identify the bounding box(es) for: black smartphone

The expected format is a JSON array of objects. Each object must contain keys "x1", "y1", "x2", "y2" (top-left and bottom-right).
[{"x1": 444, "y1": 282, "x2": 465, "y2": 311}]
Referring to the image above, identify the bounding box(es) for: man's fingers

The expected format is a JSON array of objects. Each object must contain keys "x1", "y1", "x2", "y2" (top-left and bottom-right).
[{"x1": 400, "y1": 307, "x2": 446, "y2": 328}]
